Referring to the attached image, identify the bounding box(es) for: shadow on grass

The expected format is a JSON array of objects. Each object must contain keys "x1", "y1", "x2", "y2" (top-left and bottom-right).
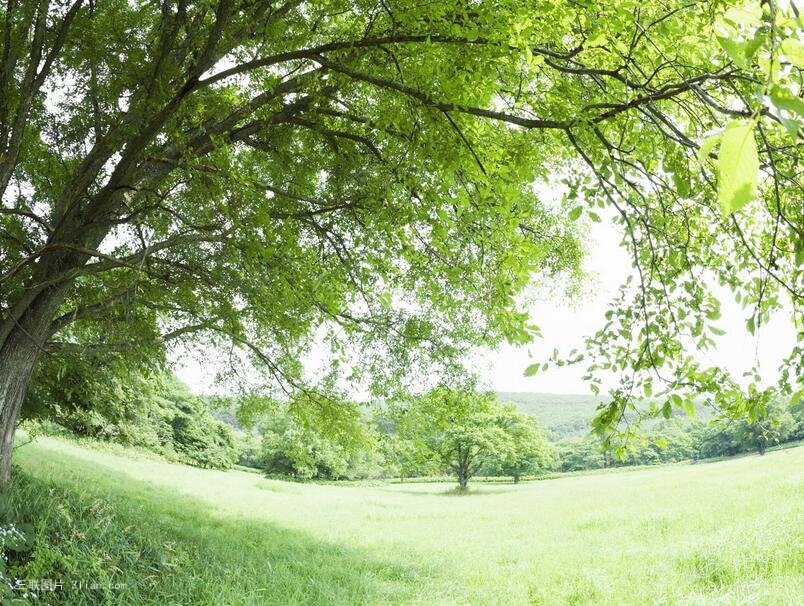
[
  {"x1": 385, "y1": 484, "x2": 521, "y2": 497},
  {"x1": 5, "y1": 448, "x2": 433, "y2": 606}
]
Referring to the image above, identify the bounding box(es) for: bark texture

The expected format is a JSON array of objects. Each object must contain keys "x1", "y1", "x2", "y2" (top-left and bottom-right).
[{"x1": 0, "y1": 285, "x2": 68, "y2": 485}]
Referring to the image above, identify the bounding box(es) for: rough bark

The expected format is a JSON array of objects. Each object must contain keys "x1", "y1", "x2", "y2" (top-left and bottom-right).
[{"x1": 0, "y1": 284, "x2": 69, "y2": 485}]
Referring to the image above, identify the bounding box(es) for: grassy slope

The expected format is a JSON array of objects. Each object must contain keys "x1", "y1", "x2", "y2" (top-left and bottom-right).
[{"x1": 8, "y1": 436, "x2": 804, "y2": 605}]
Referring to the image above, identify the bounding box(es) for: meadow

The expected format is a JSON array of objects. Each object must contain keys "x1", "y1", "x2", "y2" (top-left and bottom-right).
[{"x1": 5, "y1": 435, "x2": 803, "y2": 605}]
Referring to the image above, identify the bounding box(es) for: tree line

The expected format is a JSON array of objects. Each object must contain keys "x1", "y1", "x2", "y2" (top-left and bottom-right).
[
  {"x1": 1, "y1": 0, "x2": 801, "y2": 487},
  {"x1": 23, "y1": 367, "x2": 802, "y2": 487}
]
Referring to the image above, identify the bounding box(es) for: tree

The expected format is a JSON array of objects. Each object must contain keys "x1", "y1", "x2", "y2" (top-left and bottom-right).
[
  {"x1": 24, "y1": 364, "x2": 239, "y2": 468},
  {"x1": 485, "y1": 403, "x2": 554, "y2": 483},
  {"x1": 549, "y1": 3, "x2": 804, "y2": 443},
  {"x1": 377, "y1": 431, "x2": 434, "y2": 482},
  {"x1": 398, "y1": 387, "x2": 514, "y2": 488},
  {"x1": 0, "y1": 1, "x2": 801, "y2": 484},
  {"x1": 241, "y1": 391, "x2": 375, "y2": 479},
  {"x1": 730, "y1": 396, "x2": 796, "y2": 456},
  {"x1": 260, "y1": 417, "x2": 351, "y2": 480}
]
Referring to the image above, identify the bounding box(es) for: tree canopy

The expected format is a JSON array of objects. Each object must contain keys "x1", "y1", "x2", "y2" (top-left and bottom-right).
[
  {"x1": 485, "y1": 403, "x2": 555, "y2": 483},
  {"x1": 0, "y1": 0, "x2": 801, "y2": 482},
  {"x1": 390, "y1": 386, "x2": 553, "y2": 488}
]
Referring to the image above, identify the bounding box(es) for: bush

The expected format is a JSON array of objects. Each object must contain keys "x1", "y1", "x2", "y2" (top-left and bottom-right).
[{"x1": 24, "y1": 362, "x2": 238, "y2": 470}]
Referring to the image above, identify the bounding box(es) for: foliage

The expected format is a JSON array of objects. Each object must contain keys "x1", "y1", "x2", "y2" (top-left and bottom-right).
[
  {"x1": 392, "y1": 387, "x2": 555, "y2": 488},
  {"x1": 1, "y1": 2, "x2": 801, "y2": 486},
  {"x1": 482, "y1": 403, "x2": 556, "y2": 482},
  {"x1": 790, "y1": 397, "x2": 804, "y2": 441},
  {"x1": 23, "y1": 364, "x2": 237, "y2": 469},
  {"x1": 169, "y1": 386, "x2": 239, "y2": 469},
  {"x1": 717, "y1": 399, "x2": 796, "y2": 456},
  {"x1": 0, "y1": 493, "x2": 33, "y2": 604},
  {"x1": 260, "y1": 416, "x2": 349, "y2": 480},
  {"x1": 687, "y1": 389, "x2": 798, "y2": 458},
  {"x1": 376, "y1": 431, "x2": 440, "y2": 481},
  {"x1": 550, "y1": 1, "x2": 804, "y2": 443},
  {"x1": 253, "y1": 395, "x2": 381, "y2": 480},
  {"x1": 556, "y1": 402, "x2": 799, "y2": 472},
  {"x1": 23, "y1": 352, "x2": 164, "y2": 446}
]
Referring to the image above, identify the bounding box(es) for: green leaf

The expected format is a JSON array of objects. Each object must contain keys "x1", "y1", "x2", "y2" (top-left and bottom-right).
[
  {"x1": 795, "y1": 235, "x2": 804, "y2": 266},
  {"x1": 523, "y1": 363, "x2": 540, "y2": 377},
  {"x1": 716, "y1": 36, "x2": 747, "y2": 67},
  {"x1": 779, "y1": 115, "x2": 800, "y2": 139},
  {"x1": 722, "y1": 4, "x2": 762, "y2": 27},
  {"x1": 769, "y1": 85, "x2": 804, "y2": 117},
  {"x1": 672, "y1": 167, "x2": 691, "y2": 197},
  {"x1": 697, "y1": 132, "x2": 722, "y2": 163},
  {"x1": 705, "y1": 308, "x2": 721, "y2": 321},
  {"x1": 781, "y1": 37, "x2": 804, "y2": 68},
  {"x1": 717, "y1": 120, "x2": 758, "y2": 215},
  {"x1": 682, "y1": 399, "x2": 697, "y2": 418},
  {"x1": 568, "y1": 206, "x2": 583, "y2": 221}
]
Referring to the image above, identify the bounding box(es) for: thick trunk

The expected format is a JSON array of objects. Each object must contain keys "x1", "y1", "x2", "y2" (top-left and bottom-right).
[
  {"x1": 458, "y1": 470, "x2": 468, "y2": 489},
  {"x1": 0, "y1": 286, "x2": 69, "y2": 485},
  {"x1": 0, "y1": 336, "x2": 38, "y2": 485}
]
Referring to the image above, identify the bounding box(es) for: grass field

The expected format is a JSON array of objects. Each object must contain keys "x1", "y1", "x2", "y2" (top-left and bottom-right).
[{"x1": 5, "y1": 436, "x2": 803, "y2": 605}]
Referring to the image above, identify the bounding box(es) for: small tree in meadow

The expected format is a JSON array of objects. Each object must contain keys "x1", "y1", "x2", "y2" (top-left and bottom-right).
[
  {"x1": 400, "y1": 387, "x2": 527, "y2": 489},
  {"x1": 487, "y1": 404, "x2": 555, "y2": 483}
]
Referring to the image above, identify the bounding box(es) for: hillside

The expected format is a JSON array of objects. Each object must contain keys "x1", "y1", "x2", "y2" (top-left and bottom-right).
[
  {"x1": 5, "y1": 436, "x2": 802, "y2": 604},
  {"x1": 496, "y1": 392, "x2": 602, "y2": 436},
  {"x1": 497, "y1": 392, "x2": 715, "y2": 438}
]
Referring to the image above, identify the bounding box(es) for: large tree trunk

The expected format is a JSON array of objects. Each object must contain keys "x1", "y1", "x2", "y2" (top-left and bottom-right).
[
  {"x1": 0, "y1": 335, "x2": 39, "y2": 485},
  {"x1": 0, "y1": 286, "x2": 69, "y2": 486},
  {"x1": 458, "y1": 469, "x2": 468, "y2": 489}
]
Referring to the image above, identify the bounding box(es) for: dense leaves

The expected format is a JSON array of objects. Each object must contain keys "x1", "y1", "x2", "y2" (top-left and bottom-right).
[
  {"x1": 0, "y1": 1, "x2": 801, "y2": 480},
  {"x1": 24, "y1": 365, "x2": 238, "y2": 469},
  {"x1": 256, "y1": 400, "x2": 379, "y2": 480},
  {"x1": 557, "y1": 403, "x2": 800, "y2": 472},
  {"x1": 388, "y1": 387, "x2": 553, "y2": 488}
]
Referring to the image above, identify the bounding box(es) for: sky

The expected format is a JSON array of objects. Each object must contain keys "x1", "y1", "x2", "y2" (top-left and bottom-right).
[
  {"x1": 174, "y1": 219, "x2": 796, "y2": 397},
  {"x1": 473, "y1": 221, "x2": 796, "y2": 394}
]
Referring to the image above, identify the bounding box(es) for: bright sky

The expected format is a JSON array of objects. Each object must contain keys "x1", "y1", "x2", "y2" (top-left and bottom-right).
[
  {"x1": 174, "y1": 219, "x2": 796, "y2": 396},
  {"x1": 474, "y1": 220, "x2": 796, "y2": 394}
]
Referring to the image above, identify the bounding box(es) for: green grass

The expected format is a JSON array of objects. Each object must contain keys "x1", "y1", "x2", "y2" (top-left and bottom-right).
[{"x1": 4, "y1": 436, "x2": 803, "y2": 605}]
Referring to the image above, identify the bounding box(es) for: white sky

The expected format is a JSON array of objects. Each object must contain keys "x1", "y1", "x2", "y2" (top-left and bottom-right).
[
  {"x1": 174, "y1": 219, "x2": 796, "y2": 396},
  {"x1": 473, "y1": 220, "x2": 796, "y2": 394}
]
